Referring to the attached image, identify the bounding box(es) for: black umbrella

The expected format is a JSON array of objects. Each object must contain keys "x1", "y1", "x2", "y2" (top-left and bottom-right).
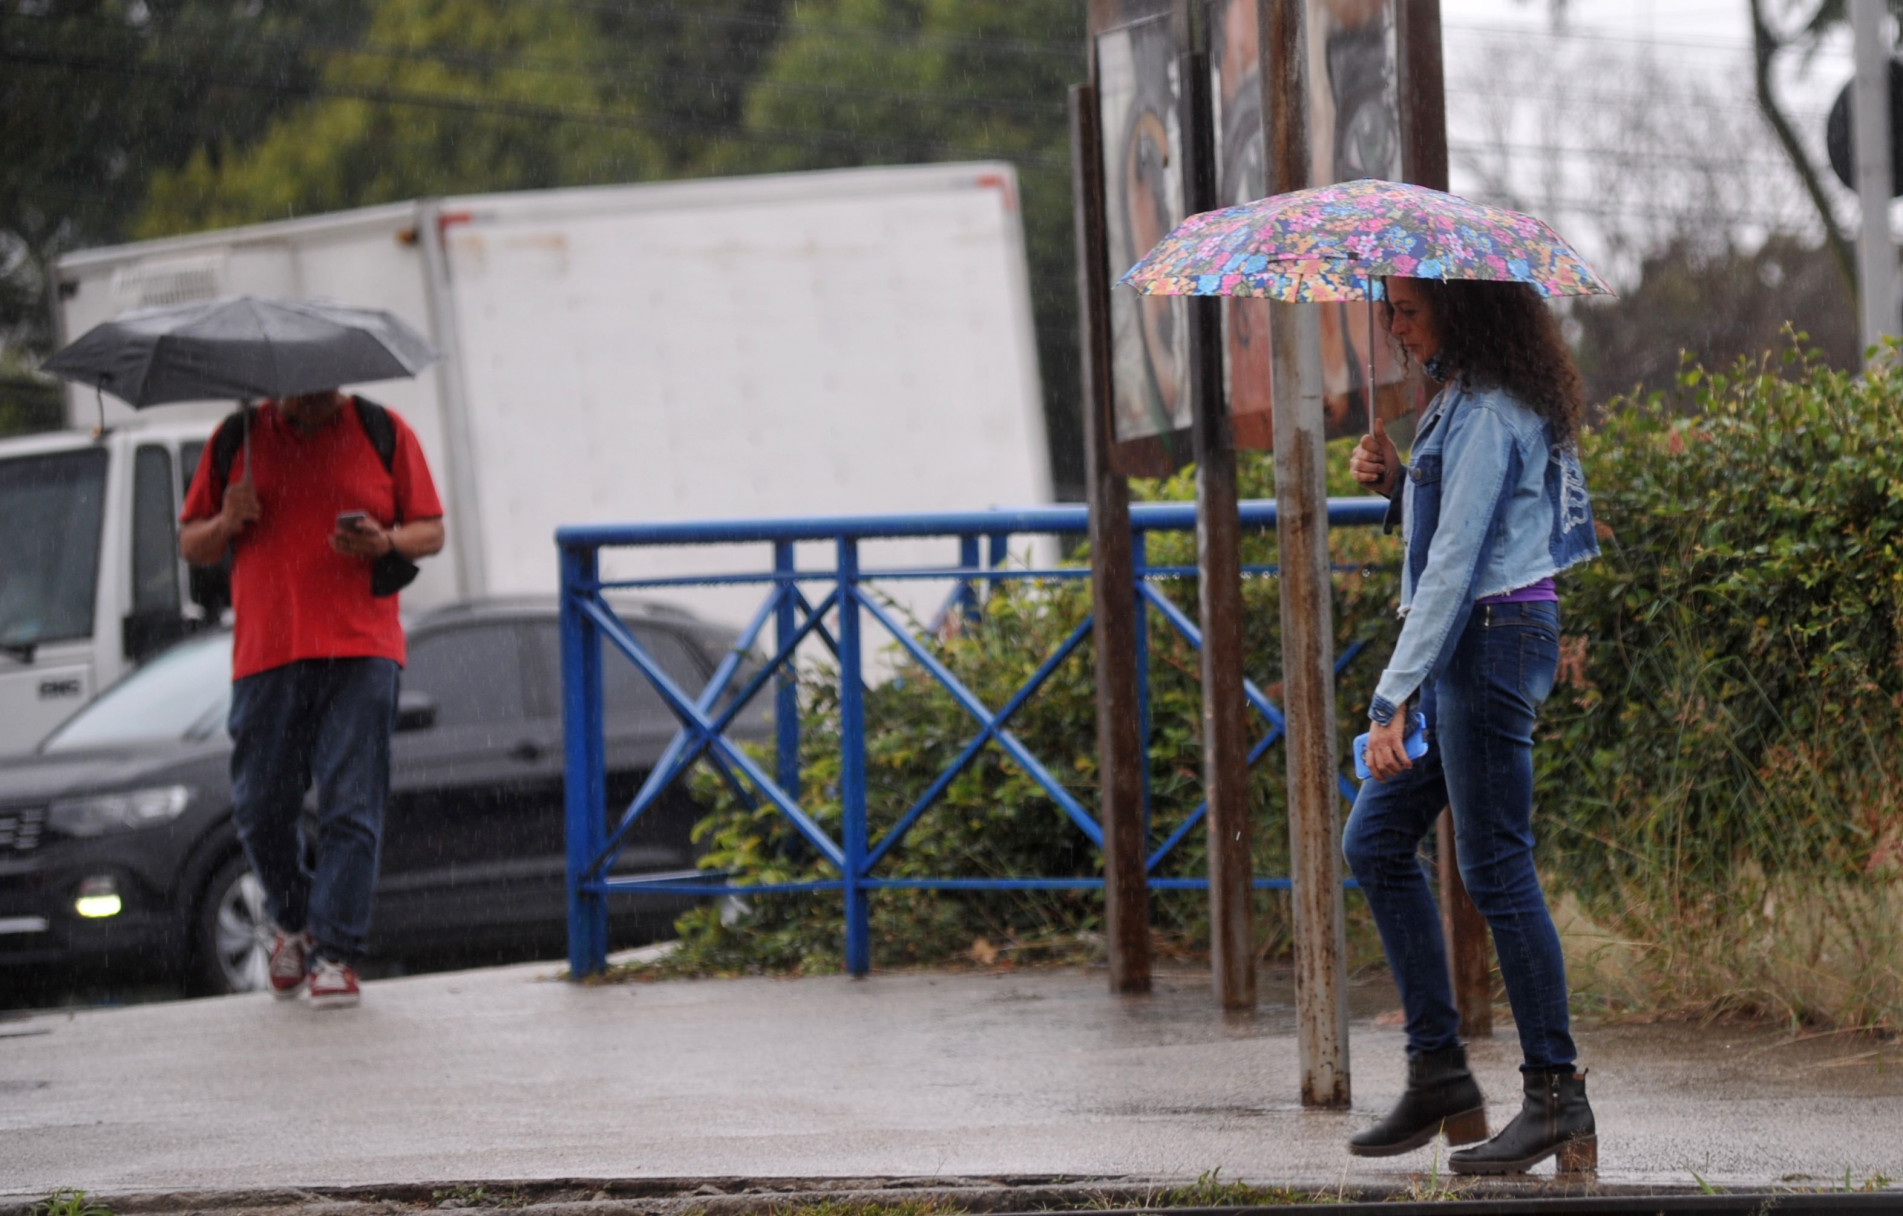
[{"x1": 43, "y1": 295, "x2": 440, "y2": 410}]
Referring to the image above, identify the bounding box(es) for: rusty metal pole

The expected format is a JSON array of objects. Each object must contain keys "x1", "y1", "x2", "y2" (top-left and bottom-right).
[
  {"x1": 1073, "y1": 81, "x2": 1153, "y2": 995},
  {"x1": 1397, "y1": 0, "x2": 1492, "y2": 1040},
  {"x1": 1264, "y1": 0, "x2": 1351, "y2": 1108},
  {"x1": 1175, "y1": 21, "x2": 1257, "y2": 1012}
]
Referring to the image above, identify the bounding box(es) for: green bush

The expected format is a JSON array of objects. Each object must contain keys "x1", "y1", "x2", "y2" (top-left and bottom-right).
[{"x1": 1538, "y1": 343, "x2": 1903, "y2": 1028}]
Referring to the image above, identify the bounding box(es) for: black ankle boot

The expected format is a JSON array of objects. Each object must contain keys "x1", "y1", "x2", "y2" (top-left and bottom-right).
[
  {"x1": 1449, "y1": 1068, "x2": 1596, "y2": 1175},
  {"x1": 1347, "y1": 1045, "x2": 1488, "y2": 1157}
]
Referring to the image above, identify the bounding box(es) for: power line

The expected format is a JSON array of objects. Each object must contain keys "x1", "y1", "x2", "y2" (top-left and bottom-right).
[
  {"x1": 1446, "y1": 83, "x2": 1829, "y2": 125},
  {"x1": 1451, "y1": 183, "x2": 1817, "y2": 229},
  {"x1": 1444, "y1": 17, "x2": 1853, "y2": 60},
  {"x1": 1448, "y1": 138, "x2": 1798, "y2": 176},
  {"x1": 524, "y1": 0, "x2": 1081, "y2": 60},
  {"x1": 6, "y1": 9, "x2": 1070, "y2": 121},
  {"x1": 0, "y1": 46, "x2": 1070, "y2": 172}
]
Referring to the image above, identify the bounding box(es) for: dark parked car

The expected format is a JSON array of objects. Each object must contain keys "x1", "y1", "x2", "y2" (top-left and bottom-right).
[{"x1": 0, "y1": 598, "x2": 766, "y2": 995}]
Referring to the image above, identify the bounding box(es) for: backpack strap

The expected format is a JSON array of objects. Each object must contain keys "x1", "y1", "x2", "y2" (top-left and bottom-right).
[
  {"x1": 351, "y1": 397, "x2": 421, "y2": 598},
  {"x1": 352, "y1": 396, "x2": 399, "y2": 475},
  {"x1": 209, "y1": 408, "x2": 248, "y2": 494}
]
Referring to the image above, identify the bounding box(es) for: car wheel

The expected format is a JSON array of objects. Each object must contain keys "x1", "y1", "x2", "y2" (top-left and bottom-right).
[{"x1": 193, "y1": 854, "x2": 273, "y2": 995}]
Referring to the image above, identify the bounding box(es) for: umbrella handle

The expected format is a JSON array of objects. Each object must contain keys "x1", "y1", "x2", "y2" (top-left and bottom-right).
[
  {"x1": 1362, "y1": 291, "x2": 1377, "y2": 439},
  {"x1": 240, "y1": 400, "x2": 255, "y2": 485}
]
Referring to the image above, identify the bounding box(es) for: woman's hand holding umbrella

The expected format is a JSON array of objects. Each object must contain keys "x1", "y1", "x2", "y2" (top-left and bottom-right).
[{"x1": 1351, "y1": 417, "x2": 1402, "y2": 498}]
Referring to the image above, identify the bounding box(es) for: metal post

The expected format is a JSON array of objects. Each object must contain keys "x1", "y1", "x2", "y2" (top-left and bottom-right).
[
  {"x1": 560, "y1": 543, "x2": 608, "y2": 978},
  {"x1": 1266, "y1": 0, "x2": 1350, "y2": 1106},
  {"x1": 959, "y1": 534, "x2": 983, "y2": 625},
  {"x1": 774, "y1": 541, "x2": 802, "y2": 801},
  {"x1": 1178, "y1": 38, "x2": 1256, "y2": 1012},
  {"x1": 1398, "y1": 0, "x2": 1491, "y2": 1039},
  {"x1": 1133, "y1": 530, "x2": 1154, "y2": 837},
  {"x1": 837, "y1": 537, "x2": 871, "y2": 976},
  {"x1": 415, "y1": 200, "x2": 489, "y2": 599},
  {"x1": 1853, "y1": 0, "x2": 1897, "y2": 358},
  {"x1": 1073, "y1": 82, "x2": 1152, "y2": 994}
]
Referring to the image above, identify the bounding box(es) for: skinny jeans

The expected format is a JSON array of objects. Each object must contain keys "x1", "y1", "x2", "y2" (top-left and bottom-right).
[
  {"x1": 228, "y1": 656, "x2": 398, "y2": 966},
  {"x1": 1342, "y1": 599, "x2": 1576, "y2": 1071}
]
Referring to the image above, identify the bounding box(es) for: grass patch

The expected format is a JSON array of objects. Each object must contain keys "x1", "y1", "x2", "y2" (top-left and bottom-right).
[
  {"x1": 758, "y1": 1202, "x2": 964, "y2": 1216},
  {"x1": 1153, "y1": 1169, "x2": 1317, "y2": 1207},
  {"x1": 31, "y1": 1193, "x2": 112, "y2": 1216},
  {"x1": 429, "y1": 1184, "x2": 526, "y2": 1209}
]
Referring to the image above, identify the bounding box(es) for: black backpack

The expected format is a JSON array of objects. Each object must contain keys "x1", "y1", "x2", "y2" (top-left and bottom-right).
[{"x1": 208, "y1": 396, "x2": 420, "y2": 597}]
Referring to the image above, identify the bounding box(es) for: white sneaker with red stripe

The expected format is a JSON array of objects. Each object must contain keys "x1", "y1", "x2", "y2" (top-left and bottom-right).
[
  {"x1": 267, "y1": 929, "x2": 313, "y2": 1000},
  {"x1": 307, "y1": 957, "x2": 361, "y2": 1009}
]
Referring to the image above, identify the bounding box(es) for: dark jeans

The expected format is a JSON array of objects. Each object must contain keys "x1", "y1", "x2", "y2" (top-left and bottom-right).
[
  {"x1": 228, "y1": 657, "x2": 399, "y2": 967},
  {"x1": 1342, "y1": 600, "x2": 1576, "y2": 1071}
]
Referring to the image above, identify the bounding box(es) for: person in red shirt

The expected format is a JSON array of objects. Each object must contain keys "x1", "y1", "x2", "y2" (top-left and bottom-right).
[{"x1": 181, "y1": 388, "x2": 444, "y2": 1009}]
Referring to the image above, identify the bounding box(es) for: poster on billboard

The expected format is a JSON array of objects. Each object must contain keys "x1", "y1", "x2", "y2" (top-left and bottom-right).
[
  {"x1": 1097, "y1": 16, "x2": 1191, "y2": 451},
  {"x1": 1306, "y1": 0, "x2": 1413, "y2": 440}
]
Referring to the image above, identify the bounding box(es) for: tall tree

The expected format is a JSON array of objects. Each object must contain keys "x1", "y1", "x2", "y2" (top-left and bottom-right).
[
  {"x1": 1746, "y1": 0, "x2": 1881, "y2": 296},
  {"x1": 135, "y1": 0, "x2": 668, "y2": 236},
  {"x1": 1, "y1": 0, "x2": 367, "y2": 360}
]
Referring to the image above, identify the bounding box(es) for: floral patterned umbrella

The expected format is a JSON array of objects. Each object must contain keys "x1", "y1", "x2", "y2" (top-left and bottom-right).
[{"x1": 1118, "y1": 178, "x2": 1613, "y2": 302}]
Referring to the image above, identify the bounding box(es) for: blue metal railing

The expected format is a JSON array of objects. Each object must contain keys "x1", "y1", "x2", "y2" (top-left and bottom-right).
[{"x1": 558, "y1": 497, "x2": 1391, "y2": 977}]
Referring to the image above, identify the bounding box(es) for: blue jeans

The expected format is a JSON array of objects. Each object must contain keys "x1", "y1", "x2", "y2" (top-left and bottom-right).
[
  {"x1": 228, "y1": 657, "x2": 399, "y2": 967},
  {"x1": 1343, "y1": 600, "x2": 1576, "y2": 1071}
]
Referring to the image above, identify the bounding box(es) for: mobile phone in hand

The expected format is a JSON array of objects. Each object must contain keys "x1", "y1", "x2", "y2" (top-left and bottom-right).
[{"x1": 335, "y1": 510, "x2": 371, "y2": 534}]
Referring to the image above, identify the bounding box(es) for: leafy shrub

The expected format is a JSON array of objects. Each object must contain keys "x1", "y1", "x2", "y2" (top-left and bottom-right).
[{"x1": 1540, "y1": 342, "x2": 1903, "y2": 1028}]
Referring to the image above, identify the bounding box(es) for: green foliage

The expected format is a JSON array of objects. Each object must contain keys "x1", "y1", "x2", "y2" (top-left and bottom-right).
[
  {"x1": 627, "y1": 439, "x2": 1402, "y2": 978},
  {"x1": 1155, "y1": 1168, "x2": 1311, "y2": 1208},
  {"x1": 136, "y1": 0, "x2": 664, "y2": 236},
  {"x1": 1, "y1": 0, "x2": 367, "y2": 355},
  {"x1": 0, "y1": 365, "x2": 65, "y2": 438},
  {"x1": 1539, "y1": 339, "x2": 1903, "y2": 1028},
  {"x1": 429, "y1": 1183, "x2": 525, "y2": 1209},
  {"x1": 760, "y1": 1201, "x2": 963, "y2": 1216},
  {"x1": 32, "y1": 1190, "x2": 112, "y2": 1216}
]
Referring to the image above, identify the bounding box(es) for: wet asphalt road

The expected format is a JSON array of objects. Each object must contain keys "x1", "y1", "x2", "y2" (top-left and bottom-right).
[{"x1": 1, "y1": 962, "x2": 1899, "y2": 1199}]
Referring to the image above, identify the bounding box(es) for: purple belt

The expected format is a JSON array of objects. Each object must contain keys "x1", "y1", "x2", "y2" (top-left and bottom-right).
[{"x1": 1477, "y1": 577, "x2": 1557, "y2": 605}]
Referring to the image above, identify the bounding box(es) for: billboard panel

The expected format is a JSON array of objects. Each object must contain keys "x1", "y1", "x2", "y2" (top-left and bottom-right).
[{"x1": 1097, "y1": 17, "x2": 1191, "y2": 447}]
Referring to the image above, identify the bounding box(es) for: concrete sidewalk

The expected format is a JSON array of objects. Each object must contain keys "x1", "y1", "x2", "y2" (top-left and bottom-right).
[{"x1": 2, "y1": 961, "x2": 1899, "y2": 1200}]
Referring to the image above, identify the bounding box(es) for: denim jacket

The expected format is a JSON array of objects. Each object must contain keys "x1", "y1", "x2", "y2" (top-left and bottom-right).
[{"x1": 1368, "y1": 378, "x2": 1599, "y2": 725}]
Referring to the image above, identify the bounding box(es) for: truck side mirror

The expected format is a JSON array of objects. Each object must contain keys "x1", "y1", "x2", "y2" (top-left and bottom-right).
[
  {"x1": 395, "y1": 690, "x2": 439, "y2": 733},
  {"x1": 122, "y1": 608, "x2": 189, "y2": 665}
]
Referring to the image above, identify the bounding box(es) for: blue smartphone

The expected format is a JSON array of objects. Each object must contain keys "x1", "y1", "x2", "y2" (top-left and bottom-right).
[{"x1": 1353, "y1": 711, "x2": 1429, "y2": 781}]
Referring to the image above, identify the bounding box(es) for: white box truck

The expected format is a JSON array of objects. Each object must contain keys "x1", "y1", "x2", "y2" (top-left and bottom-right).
[{"x1": 0, "y1": 162, "x2": 1051, "y2": 755}]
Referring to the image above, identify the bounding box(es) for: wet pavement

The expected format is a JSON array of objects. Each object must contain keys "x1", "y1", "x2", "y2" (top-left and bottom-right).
[{"x1": 1, "y1": 961, "x2": 1899, "y2": 1201}]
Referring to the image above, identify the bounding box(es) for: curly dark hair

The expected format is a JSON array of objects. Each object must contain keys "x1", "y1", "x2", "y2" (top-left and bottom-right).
[{"x1": 1390, "y1": 278, "x2": 1587, "y2": 448}]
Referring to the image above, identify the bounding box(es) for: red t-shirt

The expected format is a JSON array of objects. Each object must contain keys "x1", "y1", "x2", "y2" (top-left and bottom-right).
[{"x1": 181, "y1": 399, "x2": 444, "y2": 680}]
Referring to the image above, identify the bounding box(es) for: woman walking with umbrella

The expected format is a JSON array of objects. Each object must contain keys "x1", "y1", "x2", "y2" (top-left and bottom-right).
[
  {"x1": 1342, "y1": 273, "x2": 1600, "y2": 1174},
  {"x1": 1120, "y1": 180, "x2": 1611, "y2": 1173}
]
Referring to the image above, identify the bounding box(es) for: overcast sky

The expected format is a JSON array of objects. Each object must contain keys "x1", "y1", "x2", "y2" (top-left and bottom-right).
[{"x1": 1435, "y1": 0, "x2": 1869, "y2": 285}]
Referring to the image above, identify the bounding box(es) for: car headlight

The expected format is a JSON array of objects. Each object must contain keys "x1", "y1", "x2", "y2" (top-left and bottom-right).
[{"x1": 48, "y1": 785, "x2": 194, "y2": 838}]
